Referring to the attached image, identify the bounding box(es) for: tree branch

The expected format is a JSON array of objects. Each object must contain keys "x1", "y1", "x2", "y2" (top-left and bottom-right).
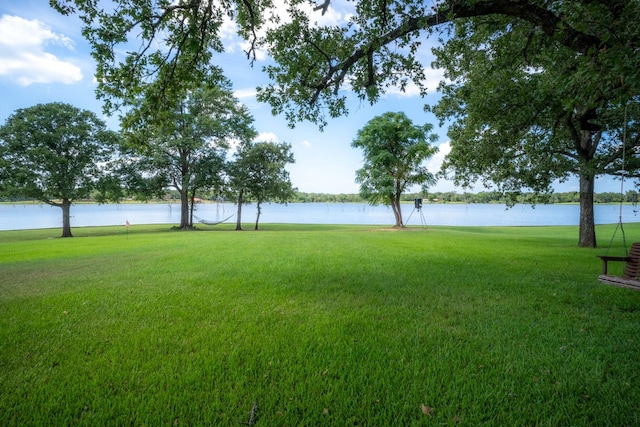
[
  {"x1": 313, "y1": 0, "x2": 331, "y2": 16},
  {"x1": 440, "y1": 0, "x2": 603, "y2": 54},
  {"x1": 306, "y1": 14, "x2": 429, "y2": 101},
  {"x1": 303, "y1": 0, "x2": 605, "y2": 100},
  {"x1": 240, "y1": 0, "x2": 260, "y2": 64}
]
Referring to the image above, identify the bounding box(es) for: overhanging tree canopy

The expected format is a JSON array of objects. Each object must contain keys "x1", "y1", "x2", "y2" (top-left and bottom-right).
[
  {"x1": 430, "y1": 11, "x2": 640, "y2": 247},
  {"x1": 50, "y1": 0, "x2": 640, "y2": 139}
]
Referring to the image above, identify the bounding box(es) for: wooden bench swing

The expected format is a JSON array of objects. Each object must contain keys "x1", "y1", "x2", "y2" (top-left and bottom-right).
[
  {"x1": 598, "y1": 242, "x2": 640, "y2": 291},
  {"x1": 596, "y1": 107, "x2": 640, "y2": 291}
]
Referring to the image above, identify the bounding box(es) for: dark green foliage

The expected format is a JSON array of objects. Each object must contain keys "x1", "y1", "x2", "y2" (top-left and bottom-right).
[
  {"x1": 228, "y1": 141, "x2": 296, "y2": 230},
  {"x1": 352, "y1": 112, "x2": 438, "y2": 227},
  {"x1": 430, "y1": 3, "x2": 640, "y2": 247},
  {"x1": 50, "y1": 0, "x2": 640, "y2": 244},
  {"x1": 0, "y1": 102, "x2": 120, "y2": 237},
  {"x1": 119, "y1": 81, "x2": 257, "y2": 229}
]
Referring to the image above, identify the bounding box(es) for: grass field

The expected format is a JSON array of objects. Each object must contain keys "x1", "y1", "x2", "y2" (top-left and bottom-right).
[{"x1": 1, "y1": 223, "x2": 639, "y2": 425}]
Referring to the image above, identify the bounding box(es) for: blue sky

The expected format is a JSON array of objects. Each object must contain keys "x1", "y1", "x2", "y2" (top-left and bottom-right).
[{"x1": 0, "y1": 1, "x2": 617, "y2": 195}]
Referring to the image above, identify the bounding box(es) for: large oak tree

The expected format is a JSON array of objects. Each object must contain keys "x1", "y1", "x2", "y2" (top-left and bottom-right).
[
  {"x1": 431, "y1": 13, "x2": 640, "y2": 247},
  {"x1": 121, "y1": 81, "x2": 257, "y2": 229},
  {"x1": 0, "y1": 102, "x2": 120, "y2": 237}
]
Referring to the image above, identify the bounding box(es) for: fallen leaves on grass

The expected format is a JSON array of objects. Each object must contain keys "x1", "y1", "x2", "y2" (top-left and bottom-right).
[{"x1": 421, "y1": 404, "x2": 434, "y2": 416}]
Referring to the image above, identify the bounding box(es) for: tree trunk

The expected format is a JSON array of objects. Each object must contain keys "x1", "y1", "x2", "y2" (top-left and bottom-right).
[
  {"x1": 60, "y1": 198, "x2": 73, "y2": 238},
  {"x1": 578, "y1": 171, "x2": 596, "y2": 248},
  {"x1": 236, "y1": 189, "x2": 243, "y2": 230},
  {"x1": 189, "y1": 192, "x2": 195, "y2": 228},
  {"x1": 255, "y1": 202, "x2": 262, "y2": 230},
  {"x1": 576, "y1": 128, "x2": 598, "y2": 248},
  {"x1": 390, "y1": 194, "x2": 404, "y2": 228},
  {"x1": 179, "y1": 188, "x2": 190, "y2": 229}
]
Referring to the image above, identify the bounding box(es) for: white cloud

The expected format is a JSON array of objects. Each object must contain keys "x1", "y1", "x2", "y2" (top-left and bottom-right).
[
  {"x1": 306, "y1": 2, "x2": 348, "y2": 27},
  {"x1": 219, "y1": 17, "x2": 238, "y2": 42},
  {"x1": 256, "y1": 131, "x2": 279, "y2": 142},
  {"x1": 260, "y1": 0, "x2": 349, "y2": 29},
  {"x1": 385, "y1": 67, "x2": 446, "y2": 98},
  {"x1": 221, "y1": 0, "x2": 351, "y2": 62},
  {"x1": 302, "y1": 140, "x2": 312, "y2": 148},
  {"x1": 427, "y1": 141, "x2": 450, "y2": 174},
  {"x1": 0, "y1": 15, "x2": 82, "y2": 86},
  {"x1": 234, "y1": 87, "x2": 257, "y2": 99}
]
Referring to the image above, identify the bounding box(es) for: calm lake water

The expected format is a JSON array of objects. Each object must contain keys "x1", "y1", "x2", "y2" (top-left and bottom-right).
[{"x1": 1, "y1": 202, "x2": 639, "y2": 231}]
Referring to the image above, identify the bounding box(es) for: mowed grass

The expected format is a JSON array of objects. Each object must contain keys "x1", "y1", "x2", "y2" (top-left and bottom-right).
[{"x1": 1, "y1": 223, "x2": 639, "y2": 425}]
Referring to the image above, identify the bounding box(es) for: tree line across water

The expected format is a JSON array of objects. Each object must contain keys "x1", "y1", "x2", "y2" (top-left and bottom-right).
[
  {"x1": 7, "y1": 189, "x2": 629, "y2": 205},
  {"x1": 286, "y1": 191, "x2": 640, "y2": 205}
]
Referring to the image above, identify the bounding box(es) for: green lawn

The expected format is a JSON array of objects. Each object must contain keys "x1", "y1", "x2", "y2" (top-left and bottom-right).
[{"x1": 1, "y1": 223, "x2": 639, "y2": 425}]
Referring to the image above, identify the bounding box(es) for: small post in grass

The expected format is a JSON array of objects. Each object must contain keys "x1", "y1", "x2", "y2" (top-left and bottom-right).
[{"x1": 125, "y1": 219, "x2": 130, "y2": 239}]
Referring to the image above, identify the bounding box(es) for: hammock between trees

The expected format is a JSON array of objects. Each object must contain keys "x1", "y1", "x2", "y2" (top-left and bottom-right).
[{"x1": 193, "y1": 213, "x2": 234, "y2": 226}]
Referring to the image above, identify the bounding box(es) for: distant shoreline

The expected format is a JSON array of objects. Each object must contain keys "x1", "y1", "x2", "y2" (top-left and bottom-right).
[{"x1": 2, "y1": 199, "x2": 633, "y2": 206}]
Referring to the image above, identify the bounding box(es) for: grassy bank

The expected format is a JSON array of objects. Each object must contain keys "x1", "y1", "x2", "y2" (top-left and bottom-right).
[{"x1": 1, "y1": 223, "x2": 639, "y2": 425}]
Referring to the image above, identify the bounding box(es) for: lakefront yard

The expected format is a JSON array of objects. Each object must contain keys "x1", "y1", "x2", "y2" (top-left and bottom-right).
[{"x1": 1, "y1": 223, "x2": 639, "y2": 425}]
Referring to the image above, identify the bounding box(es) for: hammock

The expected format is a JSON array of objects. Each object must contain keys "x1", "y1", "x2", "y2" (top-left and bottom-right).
[{"x1": 194, "y1": 213, "x2": 234, "y2": 226}]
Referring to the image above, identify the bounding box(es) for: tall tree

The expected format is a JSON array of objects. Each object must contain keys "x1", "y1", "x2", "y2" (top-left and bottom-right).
[
  {"x1": 352, "y1": 112, "x2": 438, "y2": 228},
  {"x1": 228, "y1": 141, "x2": 296, "y2": 230},
  {"x1": 121, "y1": 81, "x2": 257, "y2": 229},
  {"x1": 0, "y1": 102, "x2": 120, "y2": 237},
  {"x1": 431, "y1": 16, "x2": 640, "y2": 247}
]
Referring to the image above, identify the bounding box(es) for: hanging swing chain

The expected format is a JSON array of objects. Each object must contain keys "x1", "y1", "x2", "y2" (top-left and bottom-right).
[
  {"x1": 606, "y1": 104, "x2": 629, "y2": 255},
  {"x1": 620, "y1": 104, "x2": 628, "y2": 251}
]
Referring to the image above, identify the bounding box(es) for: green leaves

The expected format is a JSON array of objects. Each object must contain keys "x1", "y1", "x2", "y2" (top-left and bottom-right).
[
  {"x1": 428, "y1": 3, "x2": 640, "y2": 246},
  {"x1": 436, "y1": 11, "x2": 638, "y2": 191},
  {"x1": 52, "y1": 0, "x2": 640, "y2": 137},
  {"x1": 352, "y1": 112, "x2": 438, "y2": 226},
  {"x1": 52, "y1": 0, "x2": 229, "y2": 116},
  {"x1": 0, "y1": 102, "x2": 121, "y2": 236},
  {"x1": 227, "y1": 140, "x2": 296, "y2": 229},
  {"x1": 229, "y1": 141, "x2": 296, "y2": 202},
  {"x1": 119, "y1": 82, "x2": 257, "y2": 227},
  {"x1": 0, "y1": 102, "x2": 119, "y2": 205}
]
